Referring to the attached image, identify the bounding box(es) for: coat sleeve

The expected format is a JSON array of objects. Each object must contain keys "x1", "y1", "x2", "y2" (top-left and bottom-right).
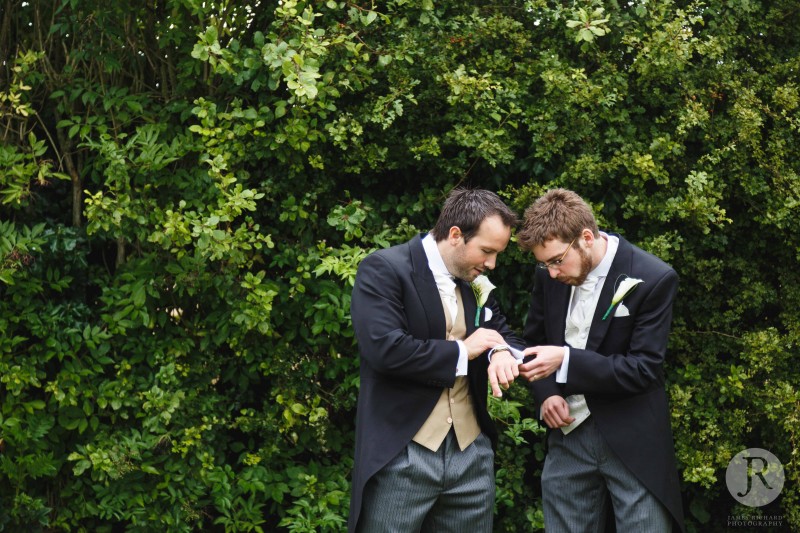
[
  {"x1": 523, "y1": 270, "x2": 565, "y2": 404},
  {"x1": 350, "y1": 251, "x2": 459, "y2": 387}
]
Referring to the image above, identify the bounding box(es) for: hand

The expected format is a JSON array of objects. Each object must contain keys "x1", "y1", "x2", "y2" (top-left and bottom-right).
[
  {"x1": 540, "y1": 396, "x2": 575, "y2": 429},
  {"x1": 463, "y1": 328, "x2": 507, "y2": 360},
  {"x1": 487, "y1": 351, "x2": 520, "y2": 398},
  {"x1": 519, "y1": 345, "x2": 565, "y2": 382}
]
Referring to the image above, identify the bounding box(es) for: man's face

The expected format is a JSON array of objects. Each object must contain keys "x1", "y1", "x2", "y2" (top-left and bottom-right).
[
  {"x1": 445, "y1": 215, "x2": 511, "y2": 282},
  {"x1": 533, "y1": 237, "x2": 593, "y2": 286}
]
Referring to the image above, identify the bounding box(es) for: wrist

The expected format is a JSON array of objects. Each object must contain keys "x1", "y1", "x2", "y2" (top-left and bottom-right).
[{"x1": 488, "y1": 344, "x2": 511, "y2": 362}]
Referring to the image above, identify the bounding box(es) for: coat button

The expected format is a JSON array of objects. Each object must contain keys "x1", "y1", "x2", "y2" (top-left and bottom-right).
[{"x1": 447, "y1": 417, "x2": 453, "y2": 424}]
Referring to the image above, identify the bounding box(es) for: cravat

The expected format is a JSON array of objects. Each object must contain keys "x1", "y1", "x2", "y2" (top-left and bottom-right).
[
  {"x1": 568, "y1": 276, "x2": 599, "y2": 334},
  {"x1": 562, "y1": 275, "x2": 600, "y2": 435},
  {"x1": 433, "y1": 271, "x2": 458, "y2": 323}
]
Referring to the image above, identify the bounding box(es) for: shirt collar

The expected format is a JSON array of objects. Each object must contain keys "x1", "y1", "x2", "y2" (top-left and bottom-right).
[
  {"x1": 589, "y1": 231, "x2": 619, "y2": 280},
  {"x1": 422, "y1": 233, "x2": 453, "y2": 279}
]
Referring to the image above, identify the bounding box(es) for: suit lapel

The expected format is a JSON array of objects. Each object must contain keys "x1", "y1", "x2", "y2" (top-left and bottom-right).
[
  {"x1": 546, "y1": 277, "x2": 571, "y2": 346},
  {"x1": 409, "y1": 234, "x2": 447, "y2": 339},
  {"x1": 457, "y1": 280, "x2": 478, "y2": 335},
  {"x1": 587, "y1": 235, "x2": 634, "y2": 350}
]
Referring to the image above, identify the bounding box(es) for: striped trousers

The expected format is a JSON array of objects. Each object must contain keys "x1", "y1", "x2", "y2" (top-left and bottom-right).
[
  {"x1": 357, "y1": 430, "x2": 494, "y2": 533},
  {"x1": 542, "y1": 416, "x2": 672, "y2": 532}
]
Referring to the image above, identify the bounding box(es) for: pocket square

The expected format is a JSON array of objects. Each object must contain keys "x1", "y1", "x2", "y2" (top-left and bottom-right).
[
  {"x1": 484, "y1": 307, "x2": 493, "y2": 322},
  {"x1": 614, "y1": 303, "x2": 630, "y2": 317}
]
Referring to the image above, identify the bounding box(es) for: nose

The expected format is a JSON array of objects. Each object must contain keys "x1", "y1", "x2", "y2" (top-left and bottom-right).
[
  {"x1": 484, "y1": 254, "x2": 497, "y2": 270},
  {"x1": 548, "y1": 267, "x2": 559, "y2": 279}
]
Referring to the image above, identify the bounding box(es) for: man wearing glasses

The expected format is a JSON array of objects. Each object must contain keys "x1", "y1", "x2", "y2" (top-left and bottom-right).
[{"x1": 488, "y1": 188, "x2": 685, "y2": 532}]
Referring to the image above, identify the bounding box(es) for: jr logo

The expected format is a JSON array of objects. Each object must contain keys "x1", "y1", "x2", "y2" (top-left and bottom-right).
[{"x1": 726, "y1": 448, "x2": 785, "y2": 507}]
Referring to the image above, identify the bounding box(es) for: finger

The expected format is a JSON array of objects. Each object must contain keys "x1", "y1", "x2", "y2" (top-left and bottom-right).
[
  {"x1": 506, "y1": 364, "x2": 517, "y2": 384},
  {"x1": 555, "y1": 413, "x2": 573, "y2": 427},
  {"x1": 527, "y1": 362, "x2": 545, "y2": 375},
  {"x1": 504, "y1": 364, "x2": 517, "y2": 382},
  {"x1": 528, "y1": 364, "x2": 543, "y2": 379},
  {"x1": 522, "y1": 347, "x2": 538, "y2": 357},
  {"x1": 488, "y1": 335, "x2": 506, "y2": 346},
  {"x1": 497, "y1": 370, "x2": 508, "y2": 389},
  {"x1": 556, "y1": 406, "x2": 574, "y2": 425},
  {"x1": 489, "y1": 372, "x2": 502, "y2": 398},
  {"x1": 478, "y1": 327, "x2": 502, "y2": 338}
]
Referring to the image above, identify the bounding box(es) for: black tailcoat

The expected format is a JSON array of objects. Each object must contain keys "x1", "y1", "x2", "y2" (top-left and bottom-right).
[
  {"x1": 525, "y1": 235, "x2": 685, "y2": 532},
  {"x1": 348, "y1": 234, "x2": 522, "y2": 532}
]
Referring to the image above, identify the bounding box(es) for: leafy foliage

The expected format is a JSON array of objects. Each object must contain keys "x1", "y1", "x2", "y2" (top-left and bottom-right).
[{"x1": 1, "y1": 0, "x2": 798, "y2": 531}]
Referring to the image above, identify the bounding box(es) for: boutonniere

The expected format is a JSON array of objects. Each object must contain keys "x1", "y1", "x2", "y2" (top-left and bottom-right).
[
  {"x1": 602, "y1": 275, "x2": 643, "y2": 320},
  {"x1": 471, "y1": 275, "x2": 496, "y2": 326}
]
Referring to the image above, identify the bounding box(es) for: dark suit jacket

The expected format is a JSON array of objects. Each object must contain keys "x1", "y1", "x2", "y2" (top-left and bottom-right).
[
  {"x1": 348, "y1": 234, "x2": 522, "y2": 533},
  {"x1": 524, "y1": 234, "x2": 685, "y2": 532}
]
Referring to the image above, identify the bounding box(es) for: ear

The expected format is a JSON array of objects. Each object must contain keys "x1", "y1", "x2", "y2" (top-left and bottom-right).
[
  {"x1": 447, "y1": 226, "x2": 462, "y2": 244},
  {"x1": 580, "y1": 228, "x2": 595, "y2": 247}
]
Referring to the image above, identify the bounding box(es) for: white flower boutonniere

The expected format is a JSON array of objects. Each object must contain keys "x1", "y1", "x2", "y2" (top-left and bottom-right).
[
  {"x1": 602, "y1": 276, "x2": 643, "y2": 320},
  {"x1": 471, "y1": 275, "x2": 496, "y2": 326}
]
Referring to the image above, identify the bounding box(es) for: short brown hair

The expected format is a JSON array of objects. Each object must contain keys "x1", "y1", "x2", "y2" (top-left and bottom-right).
[
  {"x1": 430, "y1": 188, "x2": 519, "y2": 243},
  {"x1": 516, "y1": 188, "x2": 598, "y2": 251}
]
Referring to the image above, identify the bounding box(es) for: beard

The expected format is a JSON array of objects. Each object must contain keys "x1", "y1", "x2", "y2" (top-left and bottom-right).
[
  {"x1": 560, "y1": 247, "x2": 593, "y2": 286},
  {"x1": 451, "y1": 263, "x2": 481, "y2": 282},
  {"x1": 447, "y1": 245, "x2": 483, "y2": 282}
]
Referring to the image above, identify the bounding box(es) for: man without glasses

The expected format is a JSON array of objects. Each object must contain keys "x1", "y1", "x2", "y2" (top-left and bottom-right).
[{"x1": 349, "y1": 188, "x2": 523, "y2": 532}]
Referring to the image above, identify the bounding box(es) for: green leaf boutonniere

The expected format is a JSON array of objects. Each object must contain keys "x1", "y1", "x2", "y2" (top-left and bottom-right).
[
  {"x1": 602, "y1": 276, "x2": 643, "y2": 320},
  {"x1": 471, "y1": 275, "x2": 496, "y2": 326}
]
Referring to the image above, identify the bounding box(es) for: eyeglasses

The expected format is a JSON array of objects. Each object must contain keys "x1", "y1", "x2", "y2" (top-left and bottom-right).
[{"x1": 536, "y1": 237, "x2": 576, "y2": 270}]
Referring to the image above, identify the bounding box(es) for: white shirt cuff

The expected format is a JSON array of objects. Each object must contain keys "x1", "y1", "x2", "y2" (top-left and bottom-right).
[
  {"x1": 555, "y1": 346, "x2": 570, "y2": 383},
  {"x1": 456, "y1": 340, "x2": 468, "y2": 376}
]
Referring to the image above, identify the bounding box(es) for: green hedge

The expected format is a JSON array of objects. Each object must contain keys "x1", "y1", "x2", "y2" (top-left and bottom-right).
[{"x1": 1, "y1": 1, "x2": 798, "y2": 531}]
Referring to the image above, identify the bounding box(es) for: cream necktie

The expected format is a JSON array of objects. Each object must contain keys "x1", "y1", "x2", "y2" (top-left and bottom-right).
[
  {"x1": 568, "y1": 276, "x2": 599, "y2": 334},
  {"x1": 433, "y1": 271, "x2": 458, "y2": 323},
  {"x1": 562, "y1": 276, "x2": 599, "y2": 435}
]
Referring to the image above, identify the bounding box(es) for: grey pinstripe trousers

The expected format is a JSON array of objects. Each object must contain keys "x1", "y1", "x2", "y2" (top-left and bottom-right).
[
  {"x1": 357, "y1": 430, "x2": 494, "y2": 533},
  {"x1": 542, "y1": 416, "x2": 672, "y2": 532}
]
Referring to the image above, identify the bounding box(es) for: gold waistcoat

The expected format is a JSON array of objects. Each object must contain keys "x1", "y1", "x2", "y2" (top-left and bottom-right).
[{"x1": 413, "y1": 288, "x2": 481, "y2": 452}]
